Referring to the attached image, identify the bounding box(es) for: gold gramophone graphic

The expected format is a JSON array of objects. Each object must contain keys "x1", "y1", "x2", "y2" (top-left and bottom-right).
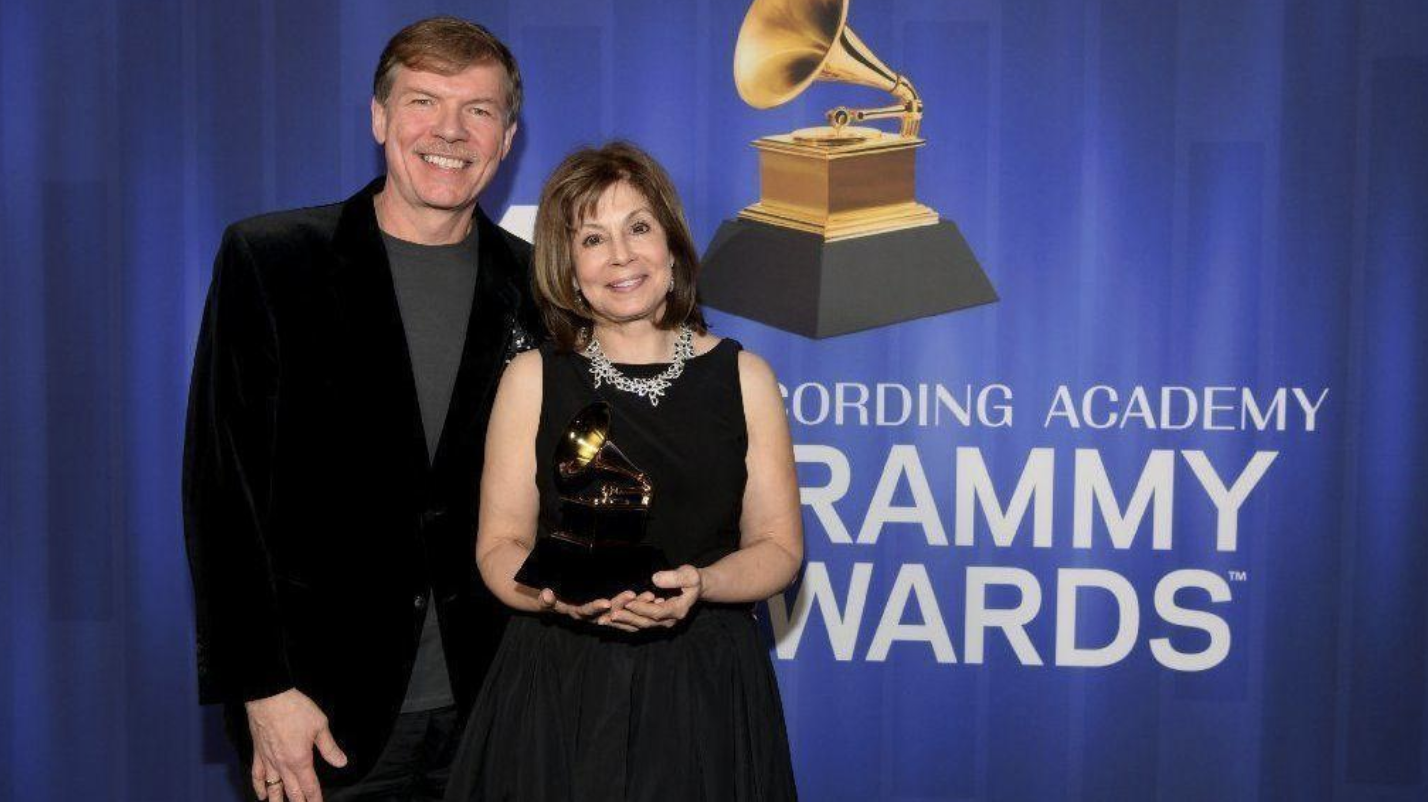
[
  {"x1": 515, "y1": 402, "x2": 673, "y2": 604},
  {"x1": 733, "y1": 0, "x2": 936, "y2": 239},
  {"x1": 701, "y1": 0, "x2": 997, "y2": 338}
]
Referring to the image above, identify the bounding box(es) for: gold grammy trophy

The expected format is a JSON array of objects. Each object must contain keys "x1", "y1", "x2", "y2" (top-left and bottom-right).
[
  {"x1": 701, "y1": 0, "x2": 997, "y2": 338},
  {"x1": 734, "y1": 0, "x2": 935, "y2": 239},
  {"x1": 515, "y1": 402, "x2": 674, "y2": 604}
]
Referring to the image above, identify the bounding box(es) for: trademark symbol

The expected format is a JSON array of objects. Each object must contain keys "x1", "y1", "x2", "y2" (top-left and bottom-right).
[{"x1": 1228, "y1": 570, "x2": 1249, "y2": 582}]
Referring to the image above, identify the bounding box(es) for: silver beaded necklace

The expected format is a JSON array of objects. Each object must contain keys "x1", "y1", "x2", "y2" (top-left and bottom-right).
[{"x1": 584, "y1": 325, "x2": 695, "y2": 407}]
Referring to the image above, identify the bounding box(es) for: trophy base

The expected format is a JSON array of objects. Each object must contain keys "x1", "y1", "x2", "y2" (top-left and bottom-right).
[
  {"x1": 738, "y1": 200, "x2": 939, "y2": 241},
  {"x1": 748, "y1": 133, "x2": 936, "y2": 241},
  {"x1": 515, "y1": 536, "x2": 676, "y2": 605},
  {"x1": 700, "y1": 217, "x2": 998, "y2": 339}
]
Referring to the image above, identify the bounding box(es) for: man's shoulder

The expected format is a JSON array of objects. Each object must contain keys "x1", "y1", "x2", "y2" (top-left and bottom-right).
[
  {"x1": 224, "y1": 199, "x2": 346, "y2": 254},
  {"x1": 214, "y1": 186, "x2": 381, "y2": 289},
  {"x1": 483, "y1": 214, "x2": 533, "y2": 266}
]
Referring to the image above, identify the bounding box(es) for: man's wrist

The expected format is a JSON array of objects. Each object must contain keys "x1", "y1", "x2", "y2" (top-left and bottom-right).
[{"x1": 244, "y1": 686, "x2": 298, "y2": 709}]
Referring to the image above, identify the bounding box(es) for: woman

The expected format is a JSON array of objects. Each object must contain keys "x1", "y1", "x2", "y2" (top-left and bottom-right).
[{"x1": 444, "y1": 141, "x2": 802, "y2": 801}]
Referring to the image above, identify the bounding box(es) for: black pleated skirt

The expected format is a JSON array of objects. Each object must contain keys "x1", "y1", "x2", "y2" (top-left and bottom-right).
[{"x1": 444, "y1": 606, "x2": 798, "y2": 802}]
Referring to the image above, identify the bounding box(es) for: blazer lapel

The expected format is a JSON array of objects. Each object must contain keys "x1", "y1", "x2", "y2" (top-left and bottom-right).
[
  {"x1": 430, "y1": 205, "x2": 522, "y2": 476},
  {"x1": 330, "y1": 178, "x2": 431, "y2": 482}
]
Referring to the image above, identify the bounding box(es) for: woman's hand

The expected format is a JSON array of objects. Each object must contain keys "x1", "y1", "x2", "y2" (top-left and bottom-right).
[
  {"x1": 601, "y1": 566, "x2": 703, "y2": 631},
  {"x1": 536, "y1": 588, "x2": 611, "y2": 622}
]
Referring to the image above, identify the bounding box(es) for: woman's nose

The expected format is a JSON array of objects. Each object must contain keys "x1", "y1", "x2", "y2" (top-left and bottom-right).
[{"x1": 609, "y1": 234, "x2": 632, "y2": 265}]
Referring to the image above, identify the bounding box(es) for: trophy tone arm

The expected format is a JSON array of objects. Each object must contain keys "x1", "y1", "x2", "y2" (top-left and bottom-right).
[{"x1": 825, "y1": 75, "x2": 923, "y2": 138}]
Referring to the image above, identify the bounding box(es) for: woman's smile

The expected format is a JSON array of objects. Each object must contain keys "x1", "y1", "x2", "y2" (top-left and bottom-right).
[{"x1": 606, "y1": 275, "x2": 648, "y2": 292}]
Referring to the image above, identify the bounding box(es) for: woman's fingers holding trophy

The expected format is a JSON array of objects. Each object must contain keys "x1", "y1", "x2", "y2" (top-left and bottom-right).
[
  {"x1": 605, "y1": 590, "x2": 640, "y2": 610},
  {"x1": 623, "y1": 566, "x2": 702, "y2": 626},
  {"x1": 597, "y1": 590, "x2": 651, "y2": 631},
  {"x1": 538, "y1": 588, "x2": 612, "y2": 622},
  {"x1": 567, "y1": 598, "x2": 612, "y2": 622},
  {"x1": 604, "y1": 603, "x2": 665, "y2": 631},
  {"x1": 536, "y1": 588, "x2": 562, "y2": 613}
]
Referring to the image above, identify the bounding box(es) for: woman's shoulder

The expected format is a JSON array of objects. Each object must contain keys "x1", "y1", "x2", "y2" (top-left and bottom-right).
[
  {"x1": 731, "y1": 346, "x2": 786, "y2": 441},
  {"x1": 735, "y1": 348, "x2": 776, "y2": 389},
  {"x1": 690, "y1": 331, "x2": 726, "y2": 358},
  {"x1": 509, "y1": 347, "x2": 543, "y2": 371},
  {"x1": 691, "y1": 333, "x2": 756, "y2": 365},
  {"x1": 502, "y1": 348, "x2": 544, "y2": 392},
  {"x1": 534, "y1": 339, "x2": 585, "y2": 370},
  {"x1": 685, "y1": 333, "x2": 774, "y2": 385}
]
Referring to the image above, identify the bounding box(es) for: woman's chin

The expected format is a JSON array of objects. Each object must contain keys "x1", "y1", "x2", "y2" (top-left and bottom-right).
[{"x1": 591, "y1": 301, "x2": 669, "y2": 327}]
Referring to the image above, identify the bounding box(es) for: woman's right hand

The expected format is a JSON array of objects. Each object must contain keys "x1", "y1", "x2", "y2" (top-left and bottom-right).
[
  {"x1": 535, "y1": 588, "x2": 673, "y2": 632},
  {"x1": 536, "y1": 588, "x2": 612, "y2": 622},
  {"x1": 595, "y1": 590, "x2": 669, "y2": 632}
]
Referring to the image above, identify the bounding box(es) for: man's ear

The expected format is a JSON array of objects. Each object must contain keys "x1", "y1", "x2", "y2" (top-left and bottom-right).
[
  {"x1": 371, "y1": 97, "x2": 387, "y2": 145},
  {"x1": 500, "y1": 120, "x2": 518, "y2": 159}
]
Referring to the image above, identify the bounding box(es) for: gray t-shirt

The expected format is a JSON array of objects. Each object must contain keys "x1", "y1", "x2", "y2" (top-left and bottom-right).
[{"x1": 383, "y1": 225, "x2": 480, "y2": 712}]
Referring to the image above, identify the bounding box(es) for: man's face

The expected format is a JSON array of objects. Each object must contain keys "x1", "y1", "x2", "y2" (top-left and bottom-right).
[{"x1": 371, "y1": 62, "x2": 517, "y2": 220}]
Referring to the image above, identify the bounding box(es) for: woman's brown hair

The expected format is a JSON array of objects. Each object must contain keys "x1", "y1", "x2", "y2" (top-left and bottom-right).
[{"x1": 531, "y1": 142, "x2": 708, "y2": 351}]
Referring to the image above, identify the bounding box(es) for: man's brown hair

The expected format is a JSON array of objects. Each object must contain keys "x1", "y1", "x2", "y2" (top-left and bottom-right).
[
  {"x1": 532, "y1": 142, "x2": 708, "y2": 351},
  {"x1": 373, "y1": 16, "x2": 522, "y2": 124}
]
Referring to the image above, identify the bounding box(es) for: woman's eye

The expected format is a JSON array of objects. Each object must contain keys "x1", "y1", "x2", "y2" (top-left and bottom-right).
[
  {"x1": 470, "y1": 106, "x2": 491, "y2": 117},
  {"x1": 631, "y1": 220, "x2": 651, "y2": 235},
  {"x1": 581, "y1": 234, "x2": 603, "y2": 248}
]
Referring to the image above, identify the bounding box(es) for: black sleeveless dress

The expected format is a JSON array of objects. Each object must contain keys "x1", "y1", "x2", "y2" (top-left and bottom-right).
[{"x1": 444, "y1": 339, "x2": 798, "y2": 802}]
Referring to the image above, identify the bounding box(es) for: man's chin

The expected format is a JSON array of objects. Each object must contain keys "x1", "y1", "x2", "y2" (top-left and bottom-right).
[{"x1": 415, "y1": 192, "x2": 479, "y2": 213}]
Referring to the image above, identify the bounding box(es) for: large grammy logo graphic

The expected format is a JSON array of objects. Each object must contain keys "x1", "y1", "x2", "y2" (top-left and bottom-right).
[{"x1": 701, "y1": 0, "x2": 998, "y2": 338}]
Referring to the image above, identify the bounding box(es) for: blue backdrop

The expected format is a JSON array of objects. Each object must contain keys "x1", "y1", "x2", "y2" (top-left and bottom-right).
[{"x1": 2, "y1": 1, "x2": 1426, "y2": 800}]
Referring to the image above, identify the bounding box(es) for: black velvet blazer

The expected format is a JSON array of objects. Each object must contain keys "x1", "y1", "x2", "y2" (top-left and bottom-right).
[{"x1": 182, "y1": 178, "x2": 540, "y2": 782}]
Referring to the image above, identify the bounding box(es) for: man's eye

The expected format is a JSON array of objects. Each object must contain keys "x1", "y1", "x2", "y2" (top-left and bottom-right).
[
  {"x1": 470, "y1": 107, "x2": 491, "y2": 117},
  {"x1": 411, "y1": 98, "x2": 433, "y2": 106}
]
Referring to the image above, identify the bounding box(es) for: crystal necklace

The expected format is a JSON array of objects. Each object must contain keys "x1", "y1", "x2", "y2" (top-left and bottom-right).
[{"x1": 584, "y1": 325, "x2": 695, "y2": 407}]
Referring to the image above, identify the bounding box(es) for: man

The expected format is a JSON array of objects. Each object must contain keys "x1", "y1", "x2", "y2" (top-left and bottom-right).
[{"x1": 183, "y1": 17, "x2": 540, "y2": 802}]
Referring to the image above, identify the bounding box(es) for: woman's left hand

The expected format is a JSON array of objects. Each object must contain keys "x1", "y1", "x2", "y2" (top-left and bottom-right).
[{"x1": 602, "y1": 565, "x2": 702, "y2": 631}]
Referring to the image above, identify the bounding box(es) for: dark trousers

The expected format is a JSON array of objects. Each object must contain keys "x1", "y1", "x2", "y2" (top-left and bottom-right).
[{"x1": 326, "y1": 706, "x2": 462, "y2": 802}]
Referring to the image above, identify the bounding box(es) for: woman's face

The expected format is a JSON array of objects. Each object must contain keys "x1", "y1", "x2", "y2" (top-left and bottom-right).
[{"x1": 571, "y1": 181, "x2": 674, "y2": 327}]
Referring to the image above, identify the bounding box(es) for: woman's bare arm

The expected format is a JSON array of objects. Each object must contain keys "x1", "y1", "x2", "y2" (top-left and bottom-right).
[
  {"x1": 614, "y1": 349, "x2": 803, "y2": 627},
  {"x1": 473, "y1": 350, "x2": 547, "y2": 612},
  {"x1": 698, "y1": 349, "x2": 803, "y2": 603}
]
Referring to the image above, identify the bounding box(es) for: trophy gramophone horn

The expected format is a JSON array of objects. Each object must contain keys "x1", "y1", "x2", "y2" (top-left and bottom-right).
[
  {"x1": 554, "y1": 402, "x2": 653, "y2": 508},
  {"x1": 733, "y1": 0, "x2": 922, "y2": 139}
]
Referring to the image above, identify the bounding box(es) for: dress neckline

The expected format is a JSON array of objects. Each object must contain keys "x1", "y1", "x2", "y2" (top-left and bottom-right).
[{"x1": 577, "y1": 337, "x2": 729, "y2": 372}]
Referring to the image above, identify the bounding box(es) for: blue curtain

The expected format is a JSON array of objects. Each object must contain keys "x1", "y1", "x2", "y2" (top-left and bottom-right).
[{"x1": 1, "y1": 1, "x2": 1425, "y2": 800}]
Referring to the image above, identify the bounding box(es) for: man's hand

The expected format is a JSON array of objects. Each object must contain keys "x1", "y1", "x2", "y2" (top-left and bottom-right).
[{"x1": 246, "y1": 688, "x2": 348, "y2": 802}]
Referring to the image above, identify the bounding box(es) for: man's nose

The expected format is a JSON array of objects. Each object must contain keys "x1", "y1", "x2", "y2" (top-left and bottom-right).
[{"x1": 433, "y1": 104, "x2": 466, "y2": 141}]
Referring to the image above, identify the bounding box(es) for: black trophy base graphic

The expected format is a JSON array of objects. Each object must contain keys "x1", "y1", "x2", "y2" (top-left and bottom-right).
[
  {"x1": 515, "y1": 535, "x2": 676, "y2": 605},
  {"x1": 700, "y1": 218, "x2": 998, "y2": 339}
]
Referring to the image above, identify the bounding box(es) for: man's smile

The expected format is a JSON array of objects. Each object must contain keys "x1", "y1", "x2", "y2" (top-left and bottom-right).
[{"x1": 419, "y1": 153, "x2": 473, "y2": 170}]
